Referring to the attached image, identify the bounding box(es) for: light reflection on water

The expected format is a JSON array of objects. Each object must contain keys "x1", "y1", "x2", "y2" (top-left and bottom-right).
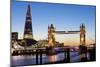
[
  {"x1": 11, "y1": 51, "x2": 81, "y2": 66},
  {"x1": 48, "y1": 55, "x2": 58, "y2": 62}
]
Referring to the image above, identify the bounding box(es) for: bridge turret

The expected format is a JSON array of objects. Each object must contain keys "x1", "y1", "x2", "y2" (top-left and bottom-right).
[
  {"x1": 48, "y1": 24, "x2": 56, "y2": 47},
  {"x1": 80, "y1": 23, "x2": 86, "y2": 45}
]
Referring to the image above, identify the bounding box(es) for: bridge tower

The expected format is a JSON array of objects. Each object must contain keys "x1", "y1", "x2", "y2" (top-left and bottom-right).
[
  {"x1": 80, "y1": 24, "x2": 86, "y2": 45},
  {"x1": 48, "y1": 24, "x2": 56, "y2": 47}
]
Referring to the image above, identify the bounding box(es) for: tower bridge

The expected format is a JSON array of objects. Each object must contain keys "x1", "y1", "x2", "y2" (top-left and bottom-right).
[
  {"x1": 11, "y1": 4, "x2": 95, "y2": 62},
  {"x1": 48, "y1": 24, "x2": 86, "y2": 47},
  {"x1": 55, "y1": 31, "x2": 80, "y2": 34}
]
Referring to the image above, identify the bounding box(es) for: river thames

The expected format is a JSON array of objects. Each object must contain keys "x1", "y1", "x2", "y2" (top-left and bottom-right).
[{"x1": 11, "y1": 51, "x2": 90, "y2": 66}]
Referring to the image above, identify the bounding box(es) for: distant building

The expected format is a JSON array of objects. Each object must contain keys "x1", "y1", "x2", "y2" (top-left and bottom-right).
[{"x1": 12, "y1": 32, "x2": 18, "y2": 41}]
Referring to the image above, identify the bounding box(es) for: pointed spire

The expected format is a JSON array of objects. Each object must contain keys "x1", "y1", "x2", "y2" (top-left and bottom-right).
[
  {"x1": 50, "y1": 24, "x2": 54, "y2": 29},
  {"x1": 27, "y1": 4, "x2": 30, "y2": 12},
  {"x1": 81, "y1": 23, "x2": 85, "y2": 28},
  {"x1": 26, "y1": 4, "x2": 31, "y2": 17},
  {"x1": 24, "y1": 4, "x2": 33, "y2": 39},
  {"x1": 80, "y1": 23, "x2": 84, "y2": 28}
]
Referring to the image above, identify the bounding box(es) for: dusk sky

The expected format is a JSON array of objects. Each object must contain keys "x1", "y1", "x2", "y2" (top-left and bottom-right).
[{"x1": 12, "y1": 0, "x2": 96, "y2": 46}]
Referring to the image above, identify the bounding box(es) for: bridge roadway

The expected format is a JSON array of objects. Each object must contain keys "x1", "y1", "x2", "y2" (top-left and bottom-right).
[
  {"x1": 12, "y1": 46, "x2": 72, "y2": 55},
  {"x1": 12, "y1": 45, "x2": 94, "y2": 56}
]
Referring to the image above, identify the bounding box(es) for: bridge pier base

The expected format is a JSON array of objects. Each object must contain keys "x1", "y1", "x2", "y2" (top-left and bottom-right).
[
  {"x1": 79, "y1": 45, "x2": 87, "y2": 62},
  {"x1": 88, "y1": 47, "x2": 96, "y2": 61},
  {"x1": 67, "y1": 48, "x2": 70, "y2": 62},
  {"x1": 64, "y1": 48, "x2": 70, "y2": 62},
  {"x1": 36, "y1": 49, "x2": 38, "y2": 65},
  {"x1": 64, "y1": 49, "x2": 67, "y2": 62},
  {"x1": 40, "y1": 49, "x2": 42, "y2": 64}
]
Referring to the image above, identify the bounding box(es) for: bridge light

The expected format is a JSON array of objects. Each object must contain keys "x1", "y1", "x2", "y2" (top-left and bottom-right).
[{"x1": 81, "y1": 37, "x2": 84, "y2": 42}]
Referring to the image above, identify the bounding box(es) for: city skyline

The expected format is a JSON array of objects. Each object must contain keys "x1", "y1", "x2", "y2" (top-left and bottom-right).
[{"x1": 12, "y1": 0, "x2": 96, "y2": 46}]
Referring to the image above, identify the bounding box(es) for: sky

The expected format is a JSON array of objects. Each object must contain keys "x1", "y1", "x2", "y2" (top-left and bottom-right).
[{"x1": 11, "y1": 0, "x2": 96, "y2": 46}]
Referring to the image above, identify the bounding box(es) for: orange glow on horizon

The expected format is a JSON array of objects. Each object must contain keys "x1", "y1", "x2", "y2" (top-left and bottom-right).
[{"x1": 18, "y1": 32, "x2": 95, "y2": 46}]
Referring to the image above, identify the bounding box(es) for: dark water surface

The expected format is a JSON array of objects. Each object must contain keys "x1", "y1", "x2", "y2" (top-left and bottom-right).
[{"x1": 11, "y1": 51, "x2": 88, "y2": 66}]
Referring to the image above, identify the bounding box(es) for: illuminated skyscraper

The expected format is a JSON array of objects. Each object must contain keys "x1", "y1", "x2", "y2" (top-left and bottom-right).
[
  {"x1": 23, "y1": 4, "x2": 37, "y2": 46},
  {"x1": 23, "y1": 4, "x2": 33, "y2": 39}
]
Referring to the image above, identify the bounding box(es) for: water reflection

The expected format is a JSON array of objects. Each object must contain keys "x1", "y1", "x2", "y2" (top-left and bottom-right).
[
  {"x1": 11, "y1": 51, "x2": 83, "y2": 66},
  {"x1": 48, "y1": 55, "x2": 58, "y2": 63}
]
